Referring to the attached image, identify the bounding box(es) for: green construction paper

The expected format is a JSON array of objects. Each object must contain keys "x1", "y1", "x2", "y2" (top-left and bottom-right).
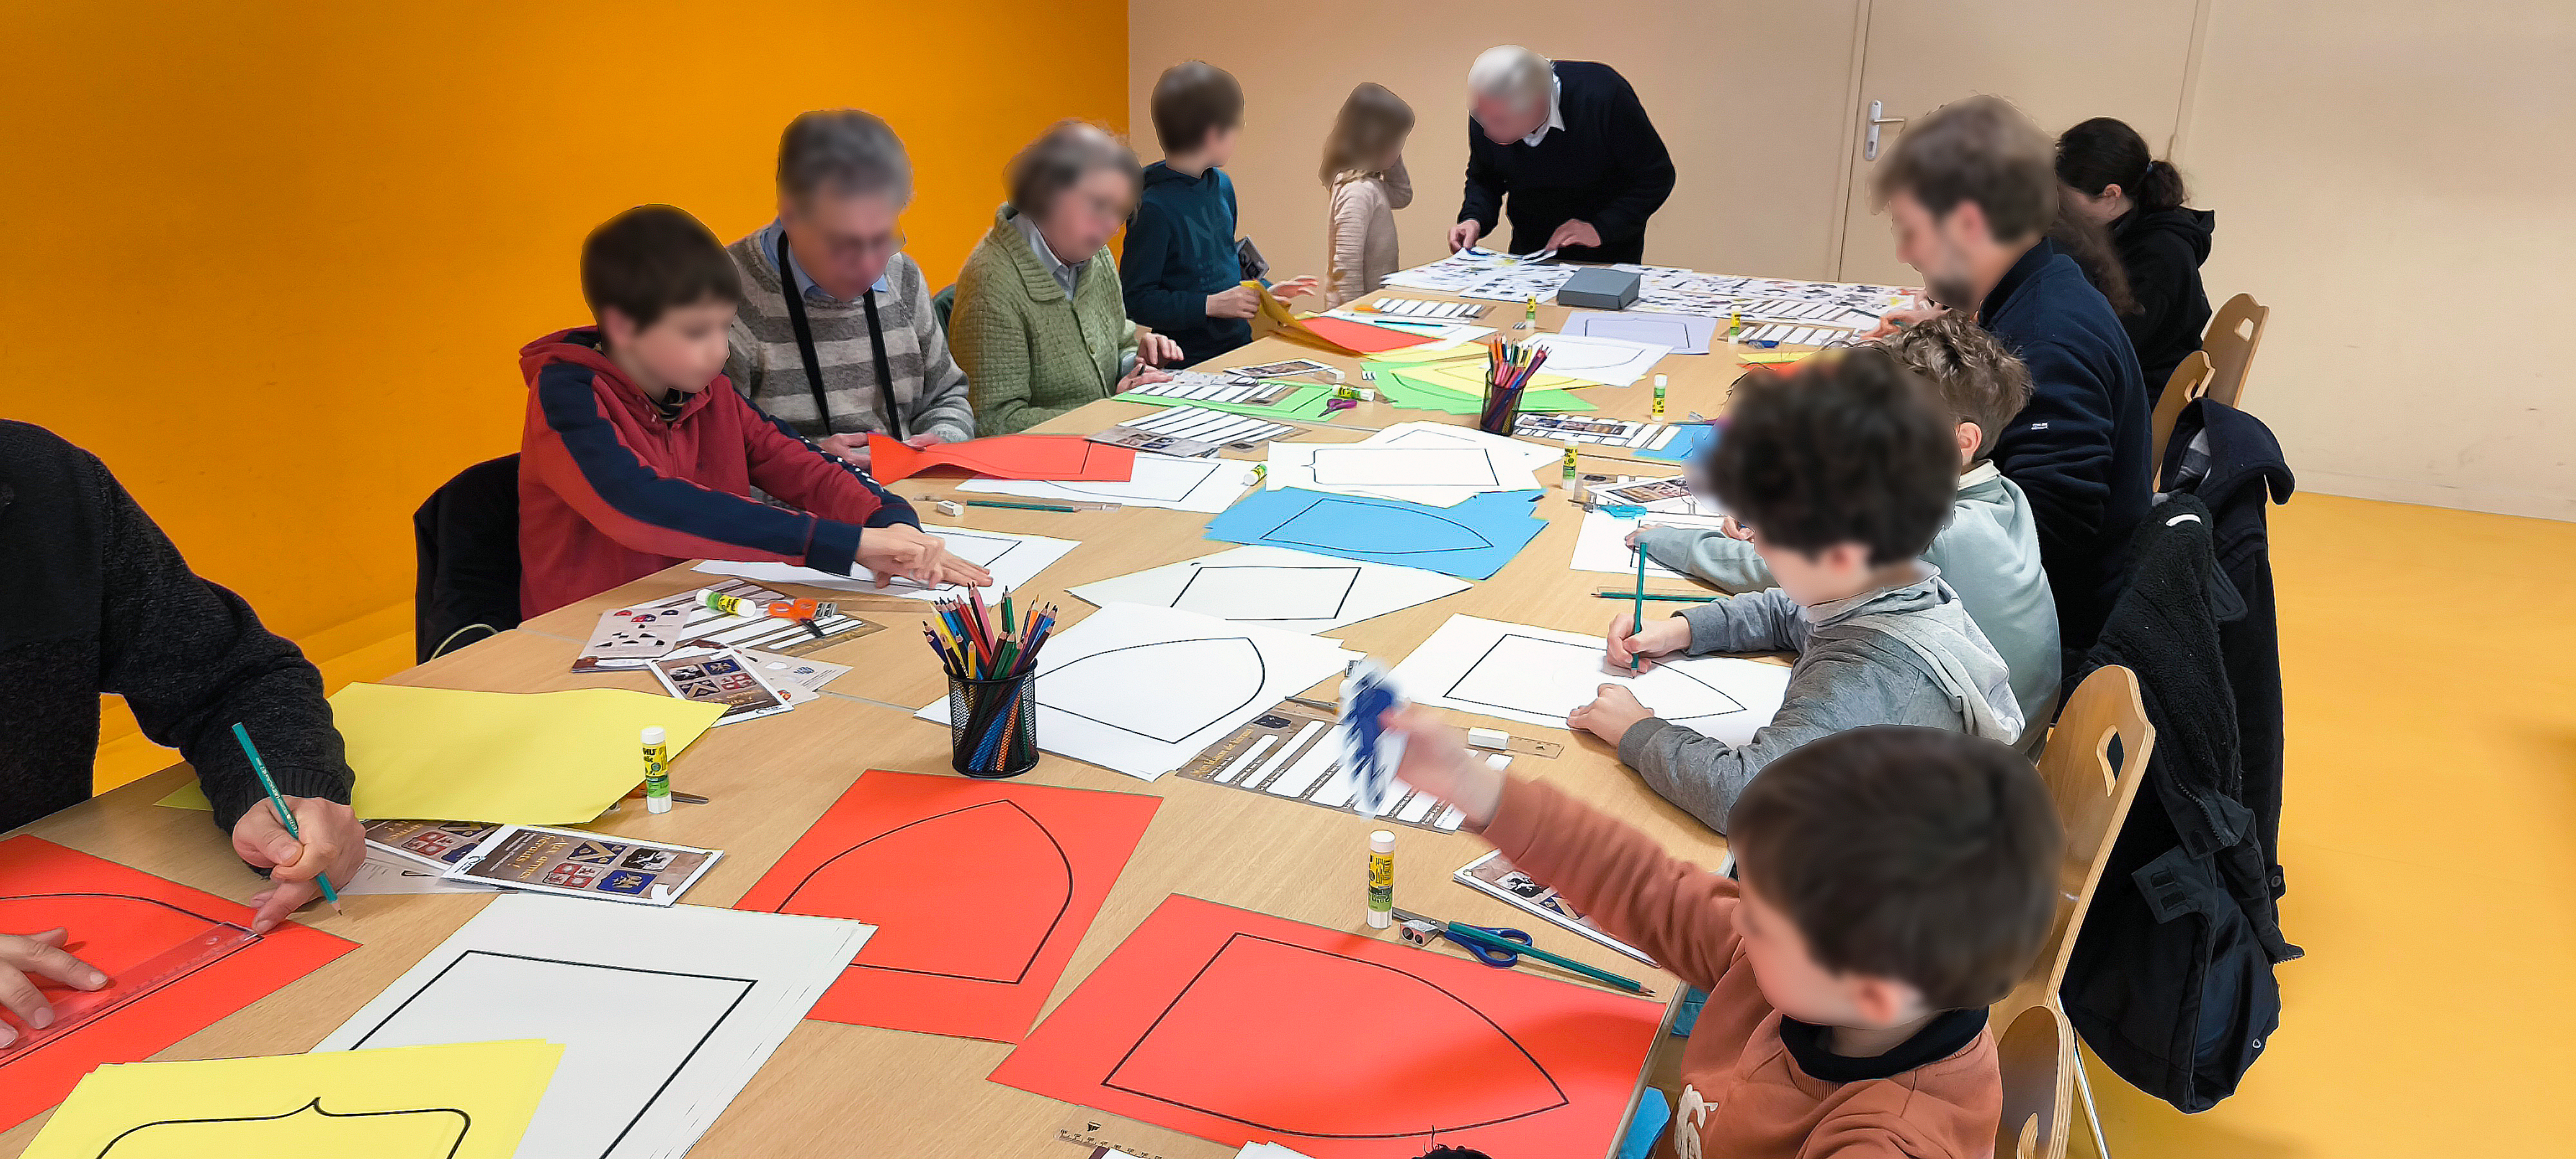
[
  {"x1": 1372, "y1": 372, "x2": 1596, "y2": 415},
  {"x1": 1122, "y1": 384, "x2": 1342, "y2": 422}
]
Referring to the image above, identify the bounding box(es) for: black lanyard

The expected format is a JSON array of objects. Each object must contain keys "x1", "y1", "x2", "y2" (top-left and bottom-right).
[{"x1": 774, "y1": 232, "x2": 904, "y2": 441}]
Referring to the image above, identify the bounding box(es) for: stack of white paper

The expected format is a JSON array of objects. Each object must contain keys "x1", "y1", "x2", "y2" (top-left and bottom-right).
[
  {"x1": 1067, "y1": 545, "x2": 1470, "y2": 633},
  {"x1": 312, "y1": 894, "x2": 874, "y2": 1159},
  {"x1": 692, "y1": 527, "x2": 1079, "y2": 601}
]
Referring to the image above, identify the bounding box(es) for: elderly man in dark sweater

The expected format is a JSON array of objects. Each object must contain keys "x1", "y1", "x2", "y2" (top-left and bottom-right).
[
  {"x1": 1446, "y1": 46, "x2": 1674, "y2": 264},
  {"x1": 1870, "y1": 97, "x2": 2152, "y2": 663},
  {"x1": 0, "y1": 421, "x2": 361, "y2": 1039}
]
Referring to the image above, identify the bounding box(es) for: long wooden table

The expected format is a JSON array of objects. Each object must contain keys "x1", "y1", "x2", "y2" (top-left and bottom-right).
[{"x1": 3, "y1": 293, "x2": 1771, "y2": 1157}]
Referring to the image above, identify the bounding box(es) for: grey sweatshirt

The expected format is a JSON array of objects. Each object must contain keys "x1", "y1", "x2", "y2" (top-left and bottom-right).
[
  {"x1": 1637, "y1": 462, "x2": 2061, "y2": 749},
  {"x1": 1618, "y1": 567, "x2": 2026, "y2": 833}
]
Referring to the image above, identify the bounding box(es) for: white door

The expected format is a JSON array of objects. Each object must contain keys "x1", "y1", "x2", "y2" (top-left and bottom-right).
[{"x1": 1834, "y1": 0, "x2": 2206, "y2": 285}]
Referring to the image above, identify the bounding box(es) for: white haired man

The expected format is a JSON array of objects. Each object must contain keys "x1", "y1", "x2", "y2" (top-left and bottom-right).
[{"x1": 1446, "y1": 46, "x2": 1674, "y2": 264}]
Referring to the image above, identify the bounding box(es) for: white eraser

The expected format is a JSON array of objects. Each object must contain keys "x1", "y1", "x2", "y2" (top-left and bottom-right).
[
  {"x1": 1485, "y1": 754, "x2": 1513, "y2": 771},
  {"x1": 1466, "y1": 728, "x2": 1510, "y2": 750},
  {"x1": 934, "y1": 500, "x2": 963, "y2": 517}
]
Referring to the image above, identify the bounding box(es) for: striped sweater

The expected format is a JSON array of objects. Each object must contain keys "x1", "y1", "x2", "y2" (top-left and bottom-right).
[{"x1": 722, "y1": 237, "x2": 976, "y2": 444}]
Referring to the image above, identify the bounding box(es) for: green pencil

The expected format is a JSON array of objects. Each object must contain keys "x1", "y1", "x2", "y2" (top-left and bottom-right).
[
  {"x1": 231, "y1": 722, "x2": 339, "y2": 911},
  {"x1": 1630, "y1": 545, "x2": 1646, "y2": 670},
  {"x1": 1593, "y1": 590, "x2": 1721, "y2": 603},
  {"x1": 965, "y1": 499, "x2": 1079, "y2": 513}
]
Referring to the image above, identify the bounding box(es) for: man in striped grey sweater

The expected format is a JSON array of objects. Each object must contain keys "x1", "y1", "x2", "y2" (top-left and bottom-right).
[{"x1": 725, "y1": 110, "x2": 974, "y2": 467}]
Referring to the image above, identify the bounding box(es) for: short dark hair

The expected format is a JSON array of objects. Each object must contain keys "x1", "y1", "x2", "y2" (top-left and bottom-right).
[
  {"x1": 2057, "y1": 116, "x2": 2189, "y2": 213},
  {"x1": 1728, "y1": 726, "x2": 2061, "y2": 1010},
  {"x1": 1705, "y1": 348, "x2": 1959, "y2": 564},
  {"x1": 1008, "y1": 120, "x2": 1142, "y2": 220},
  {"x1": 1880, "y1": 312, "x2": 2034, "y2": 461},
  {"x1": 1873, "y1": 95, "x2": 2057, "y2": 243},
  {"x1": 1149, "y1": 61, "x2": 1244, "y2": 155},
  {"x1": 777, "y1": 109, "x2": 913, "y2": 205},
  {"x1": 580, "y1": 205, "x2": 742, "y2": 330}
]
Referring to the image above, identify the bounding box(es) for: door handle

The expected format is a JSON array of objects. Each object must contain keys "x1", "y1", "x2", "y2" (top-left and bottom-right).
[{"x1": 1864, "y1": 100, "x2": 1906, "y2": 162}]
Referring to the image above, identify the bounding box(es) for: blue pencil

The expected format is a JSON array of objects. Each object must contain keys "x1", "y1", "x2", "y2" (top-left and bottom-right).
[{"x1": 231, "y1": 722, "x2": 341, "y2": 910}]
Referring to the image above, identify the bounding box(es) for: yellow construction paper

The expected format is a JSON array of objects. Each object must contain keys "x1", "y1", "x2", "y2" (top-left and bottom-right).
[
  {"x1": 1738, "y1": 350, "x2": 1816, "y2": 364},
  {"x1": 24, "y1": 1039, "x2": 562, "y2": 1159},
  {"x1": 1361, "y1": 345, "x2": 1584, "y2": 393},
  {"x1": 156, "y1": 684, "x2": 723, "y2": 823}
]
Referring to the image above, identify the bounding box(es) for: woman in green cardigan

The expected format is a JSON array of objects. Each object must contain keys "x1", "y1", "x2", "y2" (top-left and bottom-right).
[{"x1": 954, "y1": 122, "x2": 1183, "y2": 434}]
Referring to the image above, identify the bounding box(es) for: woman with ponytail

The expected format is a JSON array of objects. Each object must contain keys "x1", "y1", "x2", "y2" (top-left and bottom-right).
[{"x1": 2056, "y1": 117, "x2": 2213, "y2": 396}]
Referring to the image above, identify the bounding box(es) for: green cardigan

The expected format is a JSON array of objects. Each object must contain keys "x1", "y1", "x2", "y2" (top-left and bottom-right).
[{"x1": 952, "y1": 205, "x2": 1142, "y2": 434}]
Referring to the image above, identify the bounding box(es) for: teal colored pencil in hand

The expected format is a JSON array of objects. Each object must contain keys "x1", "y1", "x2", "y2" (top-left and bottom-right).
[
  {"x1": 231, "y1": 722, "x2": 341, "y2": 912},
  {"x1": 1630, "y1": 543, "x2": 1647, "y2": 671}
]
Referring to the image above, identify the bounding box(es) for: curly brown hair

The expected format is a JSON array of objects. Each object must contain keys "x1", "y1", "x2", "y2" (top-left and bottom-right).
[
  {"x1": 1880, "y1": 312, "x2": 2034, "y2": 462},
  {"x1": 1706, "y1": 347, "x2": 1958, "y2": 565}
]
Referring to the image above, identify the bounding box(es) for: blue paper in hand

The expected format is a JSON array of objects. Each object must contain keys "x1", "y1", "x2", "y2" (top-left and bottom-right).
[
  {"x1": 1338, "y1": 659, "x2": 1408, "y2": 817},
  {"x1": 1204, "y1": 488, "x2": 1546, "y2": 580},
  {"x1": 1638, "y1": 422, "x2": 1718, "y2": 463}
]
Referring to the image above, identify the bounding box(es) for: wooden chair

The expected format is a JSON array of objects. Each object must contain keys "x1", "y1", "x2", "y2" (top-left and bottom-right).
[
  {"x1": 1996, "y1": 1001, "x2": 2075, "y2": 1159},
  {"x1": 1998, "y1": 664, "x2": 2157, "y2": 1159},
  {"x1": 2200, "y1": 293, "x2": 2270, "y2": 410},
  {"x1": 2146, "y1": 351, "x2": 2214, "y2": 490}
]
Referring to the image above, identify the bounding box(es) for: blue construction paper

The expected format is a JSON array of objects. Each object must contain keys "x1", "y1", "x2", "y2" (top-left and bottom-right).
[
  {"x1": 1204, "y1": 488, "x2": 1548, "y2": 581},
  {"x1": 1638, "y1": 422, "x2": 1718, "y2": 462}
]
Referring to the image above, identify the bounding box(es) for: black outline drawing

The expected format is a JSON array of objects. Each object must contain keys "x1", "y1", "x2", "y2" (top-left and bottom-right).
[
  {"x1": 0, "y1": 892, "x2": 260, "y2": 1066},
  {"x1": 1526, "y1": 334, "x2": 1656, "y2": 372},
  {"x1": 1439, "y1": 634, "x2": 1747, "y2": 721},
  {"x1": 768, "y1": 800, "x2": 1074, "y2": 986},
  {"x1": 1041, "y1": 638, "x2": 1269, "y2": 743},
  {"x1": 98, "y1": 1097, "x2": 470, "y2": 1159},
  {"x1": 1303, "y1": 446, "x2": 1503, "y2": 489},
  {"x1": 1255, "y1": 495, "x2": 1495, "y2": 556},
  {"x1": 875, "y1": 531, "x2": 1027, "y2": 593},
  {"x1": 989, "y1": 455, "x2": 1223, "y2": 504},
  {"x1": 1566, "y1": 314, "x2": 1700, "y2": 351},
  {"x1": 345, "y1": 950, "x2": 755, "y2": 1159},
  {"x1": 1170, "y1": 565, "x2": 1362, "y2": 623},
  {"x1": 1101, "y1": 932, "x2": 1568, "y2": 1139}
]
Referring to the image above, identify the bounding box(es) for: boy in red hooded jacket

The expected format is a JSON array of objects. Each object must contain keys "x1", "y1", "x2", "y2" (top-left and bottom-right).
[{"x1": 518, "y1": 205, "x2": 989, "y2": 617}]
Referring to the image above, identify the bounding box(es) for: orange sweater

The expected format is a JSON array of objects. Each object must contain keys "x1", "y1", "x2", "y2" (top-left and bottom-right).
[{"x1": 1481, "y1": 778, "x2": 2002, "y2": 1158}]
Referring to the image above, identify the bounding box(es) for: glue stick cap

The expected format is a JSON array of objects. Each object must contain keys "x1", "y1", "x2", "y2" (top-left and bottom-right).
[
  {"x1": 1370, "y1": 830, "x2": 1395, "y2": 853},
  {"x1": 1654, "y1": 374, "x2": 1668, "y2": 388},
  {"x1": 641, "y1": 726, "x2": 665, "y2": 746}
]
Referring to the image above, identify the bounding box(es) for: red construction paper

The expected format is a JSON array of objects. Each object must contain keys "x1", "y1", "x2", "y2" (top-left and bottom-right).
[
  {"x1": 1296, "y1": 316, "x2": 1436, "y2": 355},
  {"x1": 0, "y1": 834, "x2": 356, "y2": 1131},
  {"x1": 989, "y1": 894, "x2": 1664, "y2": 1158},
  {"x1": 867, "y1": 434, "x2": 1137, "y2": 483},
  {"x1": 732, "y1": 769, "x2": 1160, "y2": 1043}
]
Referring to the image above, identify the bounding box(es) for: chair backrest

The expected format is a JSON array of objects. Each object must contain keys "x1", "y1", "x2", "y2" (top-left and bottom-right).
[
  {"x1": 1993, "y1": 1001, "x2": 2074, "y2": 1159},
  {"x1": 2148, "y1": 350, "x2": 2215, "y2": 489},
  {"x1": 932, "y1": 283, "x2": 957, "y2": 335},
  {"x1": 2201, "y1": 292, "x2": 2269, "y2": 410},
  {"x1": 413, "y1": 453, "x2": 524, "y2": 663},
  {"x1": 2001, "y1": 664, "x2": 2156, "y2": 1019}
]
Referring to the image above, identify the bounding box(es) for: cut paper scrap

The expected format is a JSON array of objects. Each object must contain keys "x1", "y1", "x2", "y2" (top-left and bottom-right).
[
  {"x1": 1370, "y1": 372, "x2": 1595, "y2": 416},
  {"x1": 1635, "y1": 422, "x2": 1718, "y2": 463},
  {"x1": 1367, "y1": 344, "x2": 1587, "y2": 392},
  {"x1": 0, "y1": 836, "x2": 355, "y2": 1133},
  {"x1": 1388, "y1": 614, "x2": 1791, "y2": 744},
  {"x1": 1562, "y1": 309, "x2": 1718, "y2": 355},
  {"x1": 732, "y1": 770, "x2": 1159, "y2": 1043},
  {"x1": 1067, "y1": 545, "x2": 1470, "y2": 634},
  {"x1": 1265, "y1": 442, "x2": 1537, "y2": 509},
  {"x1": 312, "y1": 894, "x2": 872, "y2": 1159},
  {"x1": 989, "y1": 894, "x2": 1663, "y2": 1158},
  {"x1": 909, "y1": 602, "x2": 1356, "y2": 781},
  {"x1": 693, "y1": 527, "x2": 1077, "y2": 602},
  {"x1": 158, "y1": 685, "x2": 723, "y2": 825},
  {"x1": 1205, "y1": 488, "x2": 1546, "y2": 581},
  {"x1": 960, "y1": 451, "x2": 1256, "y2": 514},
  {"x1": 23, "y1": 1039, "x2": 562, "y2": 1159},
  {"x1": 867, "y1": 433, "x2": 1135, "y2": 483}
]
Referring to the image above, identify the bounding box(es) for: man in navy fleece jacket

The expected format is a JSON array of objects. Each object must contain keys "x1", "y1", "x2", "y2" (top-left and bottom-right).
[{"x1": 1870, "y1": 96, "x2": 2150, "y2": 663}]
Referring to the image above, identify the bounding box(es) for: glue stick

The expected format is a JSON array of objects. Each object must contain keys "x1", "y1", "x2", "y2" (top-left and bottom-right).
[
  {"x1": 1560, "y1": 440, "x2": 1580, "y2": 489},
  {"x1": 697, "y1": 587, "x2": 753, "y2": 617},
  {"x1": 1366, "y1": 831, "x2": 1396, "y2": 928},
  {"x1": 1651, "y1": 374, "x2": 1668, "y2": 420},
  {"x1": 641, "y1": 726, "x2": 671, "y2": 814}
]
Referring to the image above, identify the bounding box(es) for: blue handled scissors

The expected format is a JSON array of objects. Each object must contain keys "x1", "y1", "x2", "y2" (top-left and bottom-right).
[{"x1": 1392, "y1": 907, "x2": 1533, "y2": 967}]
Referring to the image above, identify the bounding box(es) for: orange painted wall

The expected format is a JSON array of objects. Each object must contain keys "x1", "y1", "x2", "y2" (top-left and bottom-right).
[{"x1": 0, "y1": 1, "x2": 1129, "y2": 659}]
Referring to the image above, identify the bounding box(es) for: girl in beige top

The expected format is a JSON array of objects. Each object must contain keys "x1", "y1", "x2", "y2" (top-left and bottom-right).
[{"x1": 1321, "y1": 83, "x2": 1416, "y2": 307}]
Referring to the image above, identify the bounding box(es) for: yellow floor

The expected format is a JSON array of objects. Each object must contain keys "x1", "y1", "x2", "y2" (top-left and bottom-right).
[{"x1": 2076, "y1": 493, "x2": 2576, "y2": 1157}]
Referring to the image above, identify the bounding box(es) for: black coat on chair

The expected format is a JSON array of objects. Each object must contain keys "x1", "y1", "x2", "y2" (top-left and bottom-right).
[{"x1": 413, "y1": 454, "x2": 522, "y2": 663}]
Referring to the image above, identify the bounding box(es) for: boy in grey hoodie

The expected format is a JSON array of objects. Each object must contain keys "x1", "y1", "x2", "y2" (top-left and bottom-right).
[
  {"x1": 1634, "y1": 314, "x2": 2061, "y2": 748},
  {"x1": 1575, "y1": 348, "x2": 2026, "y2": 833}
]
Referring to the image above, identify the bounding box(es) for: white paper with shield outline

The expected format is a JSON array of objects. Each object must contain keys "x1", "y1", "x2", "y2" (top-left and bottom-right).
[
  {"x1": 1571, "y1": 507, "x2": 1732, "y2": 578},
  {"x1": 1066, "y1": 546, "x2": 1470, "y2": 632},
  {"x1": 1562, "y1": 309, "x2": 1719, "y2": 355},
  {"x1": 311, "y1": 894, "x2": 873, "y2": 1159},
  {"x1": 1356, "y1": 420, "x2": 1564, "y2": 475},
  {"x1": 911, "y1": 602, "x2": 1358, "y2": 780},
  {"x1": 1265, "y1": 442, "x2": 1537, "y2": 508},
  {"x1": 1387, "y1": 614, "x2": 1790, "y2": 744},
  {"x1": 959, "y1": 451, "x2": 1256, "y2": 513},
  {"x1": 691, "y1": 527, "x2": 1076, "y2": 601},
  {"x1": 1520, "y1": 332, "x2": 1672, "y2": 387}
]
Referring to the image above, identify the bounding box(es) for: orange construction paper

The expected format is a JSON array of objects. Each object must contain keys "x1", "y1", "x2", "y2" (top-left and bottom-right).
[
  {"x1": 989, "y1": 894, "x2": 1665, "y2": 1158},
  {"x1": 866, "y1": 434, "x2": 1137, "y2": 483},
  {"x1": 732, "y1": 770, "x2": 1160, "y2": 1043},
  {"x1": 0, "y1": 835, "x2": 356, "y2": 1131},
  {"x1": 1293, "y1": 316, "x2": 1437, "y2": 356}
]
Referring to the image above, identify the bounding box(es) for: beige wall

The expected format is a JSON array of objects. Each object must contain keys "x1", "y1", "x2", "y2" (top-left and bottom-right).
[{"x1": 1127, "y1": 3, "x2": 1865, "y2": 288}]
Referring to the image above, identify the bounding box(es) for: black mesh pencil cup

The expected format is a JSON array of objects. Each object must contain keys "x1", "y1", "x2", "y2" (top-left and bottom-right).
[{"x1": 947, "y1": 672, "x2": 1038, "y2": 778}]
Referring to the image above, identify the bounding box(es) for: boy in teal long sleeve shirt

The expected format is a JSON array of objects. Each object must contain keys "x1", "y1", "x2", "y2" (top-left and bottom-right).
[{"x1": 1121, "y1": 61, "x2": 1316, "y2": 365}]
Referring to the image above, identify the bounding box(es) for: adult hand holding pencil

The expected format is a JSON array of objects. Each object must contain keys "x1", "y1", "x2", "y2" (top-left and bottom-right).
[{"x1": 227, "y1": 722, "x2": 365, "y2": 932}]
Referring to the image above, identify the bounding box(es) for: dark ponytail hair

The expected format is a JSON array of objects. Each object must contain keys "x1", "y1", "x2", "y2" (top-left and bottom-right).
[
  {"x1": 2047, "y1": 198, "x2": 2137, "y2": 316},
  {"x1": 2055, "y1": 117, "x2": 2188, "y2": 213}
]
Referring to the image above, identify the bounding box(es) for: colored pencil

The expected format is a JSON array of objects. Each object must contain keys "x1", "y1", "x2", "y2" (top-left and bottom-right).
[
  {"x1": 965, "y1": 499, "x2": 1079, "y2": 513},
  {"x1": 230, "y1": 722, "x2": 340, "y2": 911},
  {"x1": 1593, "y1": 590, "x2": 1722, "y2": 603},
  {"x1": 1631, "y1": 542, "x2": 1647, "y2": 671}
]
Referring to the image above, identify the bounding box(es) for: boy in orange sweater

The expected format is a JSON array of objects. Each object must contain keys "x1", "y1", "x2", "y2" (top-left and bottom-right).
[{"x1": 1386, "y1": 715, "x2": 2060, "y2": 1158}]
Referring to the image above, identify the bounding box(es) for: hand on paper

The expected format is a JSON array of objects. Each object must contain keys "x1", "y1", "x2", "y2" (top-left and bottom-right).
[
  {"x1": 1544, "y1": 220, "x2": 1602, "y2": 253},
  {"x1": 1378, "y1": 706, "x2": 1505, "y2": 829},
  {"x1": 0, "y1": 928, "x2": 108, "y2": 1044},
  {"x1": 1137, "y1": 331, "x2": 1184, "y2": 368},
  {"x1": 857, "y1": 525, "x2": 996, "y2": 590},
  {"x1": 1718, "y1": 516, "x2": 1755, "y2": 542},
  {"x1": 818, "y1": 432, "x2": 870, "y2": 467},
  {"x1": 1568, "y1": 683, "x2": 1654, "y2": 747},
  {"x1": 1446, "y1": 220, "x2": 1482, "y2": 253},
  {"x1": 902, "y1": 433, "x2": 945, "y2": 449},
  {"x1": 1269, "y1": 276, "x2": 1321, "y2": 301},
  {"x1": 1862, "y1": 304, "x2": 1947, "y2": 339},
  {"x1": 1114, "y1": 364, "x2": 1174, "y2": 393},
  {"x1": 1204, "y1": 286, "x2": 1261, "y2": 320},
  {"x1": 1604, "y1": 612, "x2": 1690, "y2": 672},
  {"x1": 233, "y1": 796, "x2": 364, "y2": 932}
]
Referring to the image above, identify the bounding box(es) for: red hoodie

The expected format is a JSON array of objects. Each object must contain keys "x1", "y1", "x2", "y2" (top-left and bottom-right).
[{"x1": 516, "y1": 328, "x2": 916, "y2": 617}]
